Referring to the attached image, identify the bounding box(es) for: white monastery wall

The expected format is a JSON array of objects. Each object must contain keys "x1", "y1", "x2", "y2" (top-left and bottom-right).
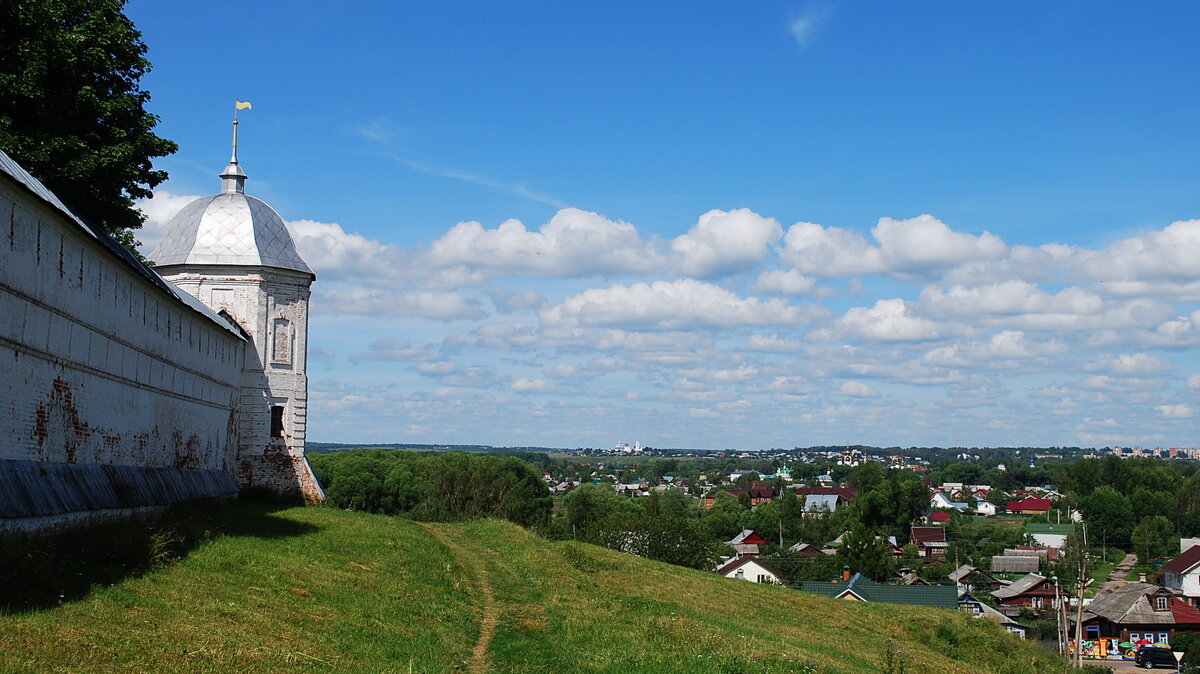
[{"x1": 0, "y1": 157, "x2": 244, "y2": 527}]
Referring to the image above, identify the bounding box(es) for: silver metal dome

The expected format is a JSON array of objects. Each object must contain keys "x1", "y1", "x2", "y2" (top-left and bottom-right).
[{"x1": 150, "y1": 162, "x2": 313, "y2": 276}]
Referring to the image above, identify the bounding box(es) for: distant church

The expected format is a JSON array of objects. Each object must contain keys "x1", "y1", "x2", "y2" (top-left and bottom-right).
[{"x1": 0, "y1": 134, "x2": 323, "y2": 531}]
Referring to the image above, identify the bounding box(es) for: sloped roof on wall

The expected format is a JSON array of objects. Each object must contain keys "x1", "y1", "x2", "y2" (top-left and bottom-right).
[{"x1": 0, "y1": 150, "x2": 244, "y2": 340}]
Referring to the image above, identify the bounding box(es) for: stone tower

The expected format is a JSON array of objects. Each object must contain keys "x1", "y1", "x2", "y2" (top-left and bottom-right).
[{"x1": 149, "y1": 135, "x2": 323, "y2": 501}]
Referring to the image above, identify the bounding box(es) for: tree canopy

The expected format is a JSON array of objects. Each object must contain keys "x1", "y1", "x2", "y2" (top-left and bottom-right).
[{"x1": 0, "y1": 0, "x2": 176, "y2": 249}]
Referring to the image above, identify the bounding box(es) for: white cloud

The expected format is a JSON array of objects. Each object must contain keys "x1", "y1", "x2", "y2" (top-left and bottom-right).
[
  {"x1": 750, "y1": 269, "x2": 826, "y2": 296},
  {"x1": 512, "y1": 378, "x2": 557, "y2": 393},
  {"x1": 670, "y1": 208, "x2": 782, "y2": 278},
  {"x1": 838, "y1": 381, "x2": 880, "y2": 398},
  {"x1": 1188, "y1": 374, "x2": 1200, "y2": 390},
  {"x1": 790, "y1": 3, "x2": 832, "y2": 46},
  {"x1": 872, "y1": 215, "x2": 1008, "y2": 276},
  {"x1": 314, "y1": 288, "x2": 485, "y2": 320},
  {"x1": 779, "y1": 221, "x2": 885, "y2": 278},
  {"x1": 1157, "y1": 404, "x2": 1194, "y2": 419},
  {"x1": 824, "y1": 298, "x2": 941, "y2": 342},
  {"x1": 922, "y1": 331, "x2": 1069, "y2": 367},
  {"x1": 1079, "y1": 376, "x2": 1161, "y2": 393},
  {"x1": 426, "y1": 208, "x2": 659, "y2": 279},
  {"x1": 349, "y1": 338, "x2": 441, "y2": 363},
  {"x1": 779, "y1": 215, "x2": 1006, "y2": 280},
  {"x1": 745, "y1": 334, "x2": 805, "y2": 352},
  {"x1": 1084, "y1": 353, "x2": 1174, "y2": 376},
  {"x1": 288, "y1": 219, "x2": 415, "y2": 283},
  {"x1": 541, "y1": 279, "x2": 813, "y2": 331},
  {"x1": 486, "y1": 286, "x2": 548, "y2": 313}
]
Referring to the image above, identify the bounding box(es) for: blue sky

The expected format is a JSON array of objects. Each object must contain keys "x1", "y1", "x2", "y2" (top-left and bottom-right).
[{"x1": 129, "y1": 2, "x2": 1200, "y2": 449}]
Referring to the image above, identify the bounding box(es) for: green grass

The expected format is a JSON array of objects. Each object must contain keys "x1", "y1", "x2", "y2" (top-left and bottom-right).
[{"x1": 0, "y1": 503, "x2": 1070, "y2": 673}]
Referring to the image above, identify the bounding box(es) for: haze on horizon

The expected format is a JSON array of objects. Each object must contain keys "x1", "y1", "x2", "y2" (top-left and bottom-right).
[{"x1": 128, "y1": 2, "x2": 1200, "y2": 450}]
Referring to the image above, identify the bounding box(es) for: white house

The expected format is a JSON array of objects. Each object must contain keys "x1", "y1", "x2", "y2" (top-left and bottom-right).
[
  {"x1": 717, "y1": 555, "x2": 782, "y2": 584},
  {"x1": 973, "y1": 501, "x2": 997, "y2": 517},
  {"x1": 1162, "y1": 545, "x2": 1200, "y2": 609}
]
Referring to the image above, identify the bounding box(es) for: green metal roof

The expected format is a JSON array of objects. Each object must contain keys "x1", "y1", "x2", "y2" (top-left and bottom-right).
[
  {"x1": 1024, "y1": 522, "x2": 1076, "y2": 535},
  {"x1": 800, "y1": 573, "x2": 959, "y2": 609}
]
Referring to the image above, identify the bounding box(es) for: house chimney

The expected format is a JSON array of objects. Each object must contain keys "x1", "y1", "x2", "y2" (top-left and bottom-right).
[
  {"x1": 843, "y1": 566, "x2": 851, "y2": 581},
  {"x1": 1139, "y1": 573, "x2": 1147, "y2": 583}
]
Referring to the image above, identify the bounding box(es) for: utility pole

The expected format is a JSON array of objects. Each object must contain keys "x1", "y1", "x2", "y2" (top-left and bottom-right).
[{"x1": 1074, "y1": 522, "x2": 1088, "y2": 668}]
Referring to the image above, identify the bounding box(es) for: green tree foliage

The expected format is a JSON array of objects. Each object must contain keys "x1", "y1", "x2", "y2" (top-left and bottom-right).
[
  {"x1": 1176, "y1": 473, "x2": 1200, "y2": 538},
  {"x1": 854, "y1": 472, "x2": 928, "y2": 540},
  {"x1": 847, "y1": 461, "x2": 885, "y2": 492},
  {"x1": 1081, "y1": 486, "x2": 1134, "y2": 549},
  {"x1": 562, "y1": 482, "x2": 642, "y2": 535},
  {"x1": 309, "y1": 450, "x2": 551, "y2": 528},
  {"x1": 1131, "y1": 515, "x2": 1174, "y2": 562},
  {"x1": 834, "y1": 525, "x2": 896, "y2": 582},
  {"x1": 702, "y1": 492, "x2": 747, "y2": 541},
  {"x1": 588, "y1": 514, "x2": 723, "y2": 570},
  {"x1": 0, "y1": 0, "x2": 177, "y2": 249}
]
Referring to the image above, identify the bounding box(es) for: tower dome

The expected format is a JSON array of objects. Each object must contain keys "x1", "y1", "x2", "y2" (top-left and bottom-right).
[{"x1": 150, "y1": 160, "x2": 312, "y2": 276}]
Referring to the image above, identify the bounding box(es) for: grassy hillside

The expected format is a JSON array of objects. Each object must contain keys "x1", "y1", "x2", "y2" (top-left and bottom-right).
[{"x1": 0, "y1": 504, "x2": 1068, "y2": 673}]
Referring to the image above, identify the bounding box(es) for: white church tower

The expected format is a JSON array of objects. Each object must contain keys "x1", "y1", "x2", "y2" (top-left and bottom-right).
[{"x1": 150, "y1": 117, "x2": 323, "y2": 500}]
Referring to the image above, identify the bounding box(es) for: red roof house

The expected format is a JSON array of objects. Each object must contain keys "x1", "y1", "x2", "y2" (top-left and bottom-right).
[
  {"x1": 1163, "y1": 545, "x2": 1200, "y2": 608},
  {"x1": 931, "y1": 511, "x2": 951, "y2": 524},
  {"x1": 1006, "y1": 497, "x2": 1052, "y2": 515}
]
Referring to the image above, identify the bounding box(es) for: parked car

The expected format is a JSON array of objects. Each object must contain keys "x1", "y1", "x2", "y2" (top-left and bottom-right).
[{"x1": 1134, "y1": 646, "x2": 1178, "y2": 669}]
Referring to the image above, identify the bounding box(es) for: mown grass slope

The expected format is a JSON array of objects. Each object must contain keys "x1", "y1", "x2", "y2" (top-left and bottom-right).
[{"x1": 0, "y1": 504, "x2": 1067, "y2": 673}]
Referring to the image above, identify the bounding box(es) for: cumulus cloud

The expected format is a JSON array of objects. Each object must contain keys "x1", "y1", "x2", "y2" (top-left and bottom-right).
[
  {"x1": 1157, "y1": 404, "x2": 1194, "y2": 419},
  {"x1": 426, "y1": 208, "x2": 659, "y2": 279},
  {"x1": 669, "y1": 208, "x2": 782, "y2": 278},
  {"x1": 1084, "y1": 353, "x2": 1174, "y2": 376},
  {"x1": 779, "y1": 215, "x2": 1006, "y2": 280},
  {"x1": 512, "y1": 378, "x2": 557, "y2": 393},
  {"x1": 838, "y1": 380, "x2": 880, "y2": 398},
  {"x1": 920, "y1": 282, "x2": 1102, "y2": 318},
  {"x1": 922, "y1": 331, "x2": 1069, "y2": 367},
  {"x1": 745, "y1": 334, "x2": 805, "y2": 352},
  {"x1": 290, "y1": 219, "x2": 409, "y2": 282},
  {"x1": 779, "y1": 221, "x2": 885, "y2": 278},
  {"x1": 821, "y1": 298, "x2": 941, "y2": 342},
  {"x1": 1189, "y1": 374, "x2": 1200, "y2": 390},
  {"x1": 541, "y1": 279, "x2": 814, "y2": 331}
]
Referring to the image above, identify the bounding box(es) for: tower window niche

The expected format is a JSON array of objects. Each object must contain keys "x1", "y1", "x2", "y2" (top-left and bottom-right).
[{"x1": 270, "y1": 405, "x2": 285, "y2": 438}]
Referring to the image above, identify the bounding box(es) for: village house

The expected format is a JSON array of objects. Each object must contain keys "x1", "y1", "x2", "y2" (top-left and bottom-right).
[
  {"x1": 1006, "y1": 496, "x2": 1052, "y2": 516},
  {"x1": 787, "y1": 541, "x2": 827, "y2": 557},
  {"x1": 948, "y1": 564, "x2": 1010, "y2": 595},
  {"x1": 910, "y1": 526, "x2": 948, "y2": 557},
  {"x1": 958, "y1": 592, "x2": 1028, "y2": 638},
  {"x1": 1025, "y1": 522, "x2": 1075, "y2": 549},
  {"x1": 991, "y1": 573, "x2": 1061, "y2": 613},
  {"x1": 703, "y1": 485, "x2": 774, "y2": 508},
  {"x1": 1162, "y1": 544, "x2": 1200, "y2": 609},
  {"x1": 1078, "y1": 582, "x2": 1200, "y2": 645},
  {"x1": 717, "y1": 556, "x2": 781, "y2": 584},
  {"x1": 727, "y1": 530, "x2": 769, "y2": 556}
]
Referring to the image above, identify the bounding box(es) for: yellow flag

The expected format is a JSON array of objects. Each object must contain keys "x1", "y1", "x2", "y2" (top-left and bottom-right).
[{"x1": 235, "y1": 100, "x2": 253, "y2": 110}]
